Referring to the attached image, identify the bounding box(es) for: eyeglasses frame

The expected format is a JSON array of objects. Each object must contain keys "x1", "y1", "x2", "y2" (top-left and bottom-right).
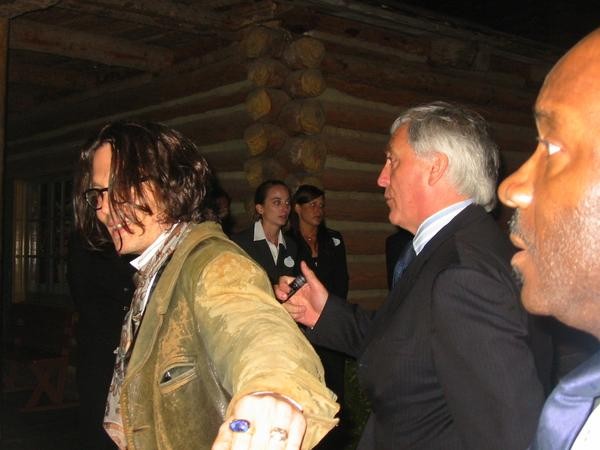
[{"x1": 83, "y1": 187, "x2": 109, "y2": 210}]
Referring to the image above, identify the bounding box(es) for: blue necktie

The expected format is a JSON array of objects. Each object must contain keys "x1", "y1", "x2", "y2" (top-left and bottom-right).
[
  {"x1": 392, "y1": 241, "x2": 416, "y2": 288},
  {"x1": 529, "y1": 350, "x2": 600, "y2": 449}
]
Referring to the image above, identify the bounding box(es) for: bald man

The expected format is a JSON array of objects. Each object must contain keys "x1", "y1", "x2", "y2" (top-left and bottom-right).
[{"x1": 499, "y1": 29, "x2": 600, "y2": 449}]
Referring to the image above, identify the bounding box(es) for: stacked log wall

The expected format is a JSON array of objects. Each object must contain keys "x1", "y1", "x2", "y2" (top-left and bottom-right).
[
  {"x1": 240, "y1": 26, "x2": 331, "y2": 223},
  {"x1": 5, "y1": 7, "x2": 561, "y2": 310},
  {"x1": 6, "y1": 50, "x2": 256, "y2": 230},
  {"x1": 293, "y1": 12, "x2": 558, "y2": 308}
]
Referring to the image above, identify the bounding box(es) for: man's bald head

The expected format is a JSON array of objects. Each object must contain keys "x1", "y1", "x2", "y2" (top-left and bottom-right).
[{"x1": 499, "y1": 29, "x2": 600, "y2": 337}]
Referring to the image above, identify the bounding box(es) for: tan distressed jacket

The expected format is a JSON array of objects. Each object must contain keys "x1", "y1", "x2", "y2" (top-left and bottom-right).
[{"x1": 119, "y1": 222, "x2": 338, "y2": 449}]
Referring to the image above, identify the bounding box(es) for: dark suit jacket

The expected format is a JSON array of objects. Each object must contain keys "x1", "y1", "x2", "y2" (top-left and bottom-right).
[
  {"x1": 287, "y1": 228, "x2": 349, "y2": 393},
  {"x1": 231, "y1": 223, "x2": 298, "y2": 284},
  {"x1": 307, "y1": 205, "x2": 545, "y2": 450},
  {"x1": 67, "y1": 232, "x2": 135, "y2": 450},
  {"x1": 289, "y1": 227, "x2": 349, "y2": 299},
  {"x1": 288, "y1": 227, "x2": 351, "y2": 449}
]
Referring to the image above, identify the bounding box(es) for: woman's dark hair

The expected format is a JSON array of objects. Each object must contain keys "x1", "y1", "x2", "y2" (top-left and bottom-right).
[
  {"x1": 289, "y1": 184, "x2": 327, "y2": 236},
  {"x1": 73, "y1": 121, "x2": 217, "y2": 246},
  {"x1": 253, "y1": 179, "x2": 290, "y2": 205}
]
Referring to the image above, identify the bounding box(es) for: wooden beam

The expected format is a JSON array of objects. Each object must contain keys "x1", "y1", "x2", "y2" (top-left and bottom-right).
[
  {"x1": 0, "y1": 0, "x2": 59, "y2": 18},
  {"x1": 58, "y1": 0, "x2": 229, "y2": 34},
  {"x1": 10, "y1": 19, "x2": 174, "y2": 72},
  {"x1": 8, "y1": 61, "x2": 99, "y2": 90},
  {"x1": 59, "y1": 0, "x2": 277, "y2": 33}
]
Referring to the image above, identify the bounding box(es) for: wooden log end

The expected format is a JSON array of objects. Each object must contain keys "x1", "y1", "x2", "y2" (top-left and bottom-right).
[
  {"x1": 278, "y1": 99, "x2": 325, "y2": 135},
  {"x1": 244, "y1": 156, "x2": 288, "y2": 188},
  {"x1": 247, "y1": 57, "x2": 290, "y2": 88},
  {"x1": 279, "y1": 136, "x2": 327, "y2": 173},
  {"x1": 243, "y1": 123, "x2": 288, "y2": 157},
  {"x1": 284, "y1": 68, "x2": 326, "y2": 98},
  {"x1": 283, "y1": 36, "x2": 326, "y2": 69},
  {"x1": 241, "y1": 26, "x2": 289, "y2": 59},
  {"x1": 245, "y1": 88, "x2": 291, "y2": 122}
]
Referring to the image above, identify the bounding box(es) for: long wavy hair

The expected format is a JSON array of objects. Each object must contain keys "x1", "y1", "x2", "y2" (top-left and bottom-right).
[{"x1": 73, "y1": 121, "x2": 218, "y2": 246}]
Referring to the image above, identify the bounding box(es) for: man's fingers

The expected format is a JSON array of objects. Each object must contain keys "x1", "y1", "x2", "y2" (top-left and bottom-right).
[
  {"x1": 282, "y1": 301, "x2": 306, "y2": 319},
  {"x1": 211, "y1": 421, "x2": 234, "y2": 450},
  {"x1": 285, "y1": 410, "x2": 307, "y2": 450},
  {"x1": 299, "y1": 261, "x2": 317, "y2": 283},
  {"x1": 214, "y1": 394, "x2": 307, "y2": 449},
  {"x1": 275, "y1": 275, "x2": 295, "y2": 301}
]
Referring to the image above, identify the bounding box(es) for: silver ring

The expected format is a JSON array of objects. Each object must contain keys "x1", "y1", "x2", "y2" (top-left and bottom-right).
[
  {"x1": 269, "y1": 427, "x2": 288, "y2": 442},
  {"x1": 229, "y1": 419, "x2": 251, "y2": 433}
]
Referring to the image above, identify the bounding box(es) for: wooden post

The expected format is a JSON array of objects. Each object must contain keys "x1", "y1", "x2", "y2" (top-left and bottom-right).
[{"x1": 0, "y1": 16, "x2": 8, "y2": 368}]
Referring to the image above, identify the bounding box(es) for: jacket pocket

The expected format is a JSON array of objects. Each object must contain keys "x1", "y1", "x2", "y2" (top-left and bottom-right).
[{"x1": 158, "y1": 356, "x2": 198, "y2": 395}]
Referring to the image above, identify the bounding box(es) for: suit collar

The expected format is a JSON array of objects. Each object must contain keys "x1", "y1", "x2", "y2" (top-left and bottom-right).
[
  {"x1": 413, "y1": 199, "x2": 473, "y2": 255},
  {"x1": 360, "y1": 205, "x2": 488, "y2": 353},
  {"x1": 396, "y1": 204, "x2": 485, "y2": 287},
  {"x1": 415, "y1": 203, "x2": 484, "y2": 261}
]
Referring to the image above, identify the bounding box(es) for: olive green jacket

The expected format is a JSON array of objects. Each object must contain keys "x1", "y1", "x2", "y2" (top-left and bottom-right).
[{"x1": 119, "y1": 222, "x2": 338, "y2": 449}]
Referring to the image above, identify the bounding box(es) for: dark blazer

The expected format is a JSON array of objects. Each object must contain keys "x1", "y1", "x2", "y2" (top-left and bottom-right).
[
  {"x1": 231, "y1": 223, "x2": 298, "y2": 284},
  {"x1": 288, "y1": 227, "x2": 350, "y2": 449},
  {"x1": 307, "y1": 205, "x2": 545, "y2": 450},
  {"x1": 290, "y1": 227, "x2": 349, "y2": 299},
  {"x1": 67, "y1": 232, "x2": 135, "y2": 450}
]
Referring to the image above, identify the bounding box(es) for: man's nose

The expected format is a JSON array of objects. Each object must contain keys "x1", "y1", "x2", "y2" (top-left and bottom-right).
[
  {"x1": 498, "y1": 155, "x2": 536, "y2": 209},
  {"x1": 377, "y1": 162, "x2": 390, "y2": 188}
]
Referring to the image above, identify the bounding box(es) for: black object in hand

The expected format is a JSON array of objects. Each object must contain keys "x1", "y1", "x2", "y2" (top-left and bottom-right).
[{"x1": 287, "y1": 275, "x2": 307, "y2": 299}]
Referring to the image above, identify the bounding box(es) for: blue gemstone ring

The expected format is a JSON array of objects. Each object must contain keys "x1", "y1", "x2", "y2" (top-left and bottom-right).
[{"x1": 229, "y1": 419, "x2": 251, "y2": 433}]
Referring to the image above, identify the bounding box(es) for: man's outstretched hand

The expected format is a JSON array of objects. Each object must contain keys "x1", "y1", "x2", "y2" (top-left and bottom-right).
[{"x1": 274, "y1": 261, "x2": 329, "y2": 329}]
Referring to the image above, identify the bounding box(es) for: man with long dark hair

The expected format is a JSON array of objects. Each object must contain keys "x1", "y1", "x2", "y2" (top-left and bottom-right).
[{"x1": 73, "y1": 121, "x2": 337, "y2": 449}]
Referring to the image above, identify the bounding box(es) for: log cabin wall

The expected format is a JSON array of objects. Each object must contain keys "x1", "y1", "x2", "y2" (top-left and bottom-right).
[{"x1": 4, "y1": 2, "x2": 561, "y2": 310}]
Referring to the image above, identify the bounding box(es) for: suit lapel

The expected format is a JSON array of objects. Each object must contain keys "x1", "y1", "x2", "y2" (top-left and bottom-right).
[{"x1": 361, "y1": 205, "x2": 483, "y2": 351}]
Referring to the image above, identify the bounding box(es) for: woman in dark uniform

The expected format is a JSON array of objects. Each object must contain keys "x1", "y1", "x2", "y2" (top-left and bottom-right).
[
  {"x1": 231, "y1": 179, "x2": 297, "y2": 284},
  {"x1": 287, "y1": 184, "x2": 350, "y2": 450}
]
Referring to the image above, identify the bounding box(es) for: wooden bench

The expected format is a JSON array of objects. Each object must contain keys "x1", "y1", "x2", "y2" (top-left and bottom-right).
[{"x1": 3, "y1": 303, "x2": 78, "y2": 412}]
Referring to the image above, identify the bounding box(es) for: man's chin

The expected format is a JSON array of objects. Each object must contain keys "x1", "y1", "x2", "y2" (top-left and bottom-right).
[{"x1": 519, "y1": 283, "x2": 550, "y2": 316}]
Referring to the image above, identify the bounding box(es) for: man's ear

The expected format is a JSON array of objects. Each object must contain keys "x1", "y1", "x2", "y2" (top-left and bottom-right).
[{"x1": 428, "y1": 152, "x2": 448, "y2": 186}]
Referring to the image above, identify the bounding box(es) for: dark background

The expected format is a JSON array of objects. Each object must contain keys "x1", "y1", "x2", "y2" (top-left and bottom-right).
[{"x1": 371, "y1": 0, "x2": 599, "y2": 49}]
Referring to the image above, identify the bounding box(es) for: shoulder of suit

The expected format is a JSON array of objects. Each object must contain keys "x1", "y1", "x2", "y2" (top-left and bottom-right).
[
  {"x1": 230, "y1": 224, "x2": 254, "y2": 243},
  {"x1": 325, "y1": 227, "x2": 342, "y2": 237}
]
